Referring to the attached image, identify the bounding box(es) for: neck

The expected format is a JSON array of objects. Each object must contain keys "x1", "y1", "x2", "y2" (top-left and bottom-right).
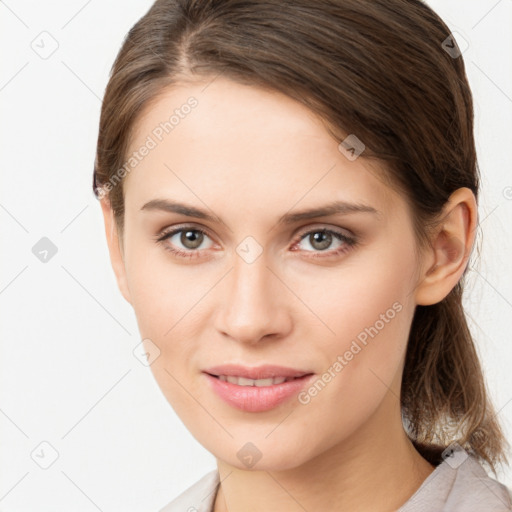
[{"x1": 213, "y1": 391, "x2": 435, "y2": 512}]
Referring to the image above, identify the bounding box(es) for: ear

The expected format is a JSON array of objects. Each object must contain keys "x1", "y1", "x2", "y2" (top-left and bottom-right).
[
  {"x1": 100, "y1": 198, "x2": 132, "y2": 305},
  {"x1": 414, "y1": 187, "x2": 477, "y2": 306}
]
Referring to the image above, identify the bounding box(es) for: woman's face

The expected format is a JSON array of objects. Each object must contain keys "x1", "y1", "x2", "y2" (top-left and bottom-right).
[{"x1": 107, "y1": 76, "x2": 424, "y2": 470}]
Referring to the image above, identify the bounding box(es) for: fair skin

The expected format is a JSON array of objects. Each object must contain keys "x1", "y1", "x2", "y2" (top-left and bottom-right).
[{"x1": 100, "y1": 76, "x2": 477, "y2": 511}]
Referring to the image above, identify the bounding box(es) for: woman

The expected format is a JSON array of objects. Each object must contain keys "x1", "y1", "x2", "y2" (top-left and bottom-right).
[{"x1": 93, "y1": 0, "x2": 512, "y2": 510}]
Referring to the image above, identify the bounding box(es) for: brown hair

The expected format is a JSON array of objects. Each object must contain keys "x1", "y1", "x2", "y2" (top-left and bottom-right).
[{"x1": 93, "y1": 0, "x2": 508, "y2": 470}]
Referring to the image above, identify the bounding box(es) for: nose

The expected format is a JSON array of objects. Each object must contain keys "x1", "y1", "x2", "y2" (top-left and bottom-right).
[{"x1": 214, "y1": 251, "x2": 293, "y2": 345}]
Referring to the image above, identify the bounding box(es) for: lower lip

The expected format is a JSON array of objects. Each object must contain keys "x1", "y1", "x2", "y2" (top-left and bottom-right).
[{"x1": 204, "y1": 373, "x2": 315, "y2": 412}]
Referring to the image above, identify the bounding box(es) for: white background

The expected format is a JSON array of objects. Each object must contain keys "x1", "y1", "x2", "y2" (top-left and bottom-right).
[{"x1": 0, "y1": 1, "x2": 511, "y2": 510}]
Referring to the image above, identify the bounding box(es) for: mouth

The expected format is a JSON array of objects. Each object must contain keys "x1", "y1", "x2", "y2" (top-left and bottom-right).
[
  {"x1": 205, "y1": 374, "x2": 308, "y2": 386},
  {"x1": 203, "y1": 363, "x2": 312, "y2": 380},
  {"x1": 202, "y1": 365, "x2": 315, "y2": 412}
]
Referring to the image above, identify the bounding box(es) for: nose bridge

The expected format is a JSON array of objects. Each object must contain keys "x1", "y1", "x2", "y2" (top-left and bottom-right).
[
  {"x1": 215, "y1": 247, "x2": 290, "y2": 343},
  {"x1": 232, "y1": 251, "x2": 272, "y2": 307}
]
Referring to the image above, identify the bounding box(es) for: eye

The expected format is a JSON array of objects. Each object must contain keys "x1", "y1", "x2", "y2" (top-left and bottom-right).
[
  {"x1": 292, "y1": 228, "x2": 356, "y2": 257},
  {"x1": 155, "y1": 226, "x2": 215, "y2": 258},
  {"x1": 155, "y1": 224, "x2": 357, "y2": 260}
]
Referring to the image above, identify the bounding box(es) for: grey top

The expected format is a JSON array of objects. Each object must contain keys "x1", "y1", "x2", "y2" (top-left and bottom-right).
[{"x1": 160, "y1": 456, "x2": 512, "y2": 512}]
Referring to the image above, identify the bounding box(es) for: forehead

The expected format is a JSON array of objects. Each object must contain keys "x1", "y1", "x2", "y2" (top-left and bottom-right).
[{"x1": 122, "y1": 77, "x2": 403, "y2": 223}]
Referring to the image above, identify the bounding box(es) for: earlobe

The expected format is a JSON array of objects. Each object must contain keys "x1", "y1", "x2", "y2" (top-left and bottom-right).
[
  {"x1": 414, "y1": 187, "x2": 477, "y2": 306},
  {"x1": 100, "y1": 198, "x2": 132, "y2": 305}
]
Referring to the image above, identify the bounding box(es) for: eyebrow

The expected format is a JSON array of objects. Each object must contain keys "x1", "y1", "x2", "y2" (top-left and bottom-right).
[{"x1": 140, "y1": 198, "x2": 379, "y2": 225}]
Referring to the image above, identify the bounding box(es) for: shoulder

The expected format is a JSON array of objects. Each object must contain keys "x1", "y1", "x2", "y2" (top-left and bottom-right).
[
  {"x1": 448, "y1": 456, "x2": 512, "y2": 510},
  {"x1": 400, "y1": 454, "x2": 512, "y2": 512},
  {"x1": 159, "y1": 469, "x2": 220, "y2": 512}
]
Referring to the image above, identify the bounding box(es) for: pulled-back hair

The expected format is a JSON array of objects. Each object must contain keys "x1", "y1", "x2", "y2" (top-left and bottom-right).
[{"x1": 93, "y1": 0, "x2": 508, "y2": 471}]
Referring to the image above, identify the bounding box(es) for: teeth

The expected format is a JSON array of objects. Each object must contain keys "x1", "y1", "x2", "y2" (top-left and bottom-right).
[{"x1": 217, "y1": 375, "x2": 291, "y2": 386}]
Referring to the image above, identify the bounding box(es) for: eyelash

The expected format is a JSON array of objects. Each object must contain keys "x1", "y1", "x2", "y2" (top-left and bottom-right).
[{"x1": 154, "y1": 225, "x2": 357, "y2": 260}]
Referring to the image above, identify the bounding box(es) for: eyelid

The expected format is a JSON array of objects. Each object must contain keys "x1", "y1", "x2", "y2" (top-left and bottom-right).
[
  {"x1": 294, "y1": 223, "x2": 355, "y2": 240},
  {"x1": 155, "y1": 223, "x2": 214, "y2": 242}
]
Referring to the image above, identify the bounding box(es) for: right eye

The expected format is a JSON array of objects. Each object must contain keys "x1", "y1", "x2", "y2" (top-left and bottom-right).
[{"x1": 155, "y1": 226, "x2": 216, "y2": 259}]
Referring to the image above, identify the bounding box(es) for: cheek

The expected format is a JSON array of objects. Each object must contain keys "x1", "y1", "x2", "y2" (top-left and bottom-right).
[
  {"x1": 293, "y1": 234, "x2": 416, "y2": 338},
  {"x1": 122, "y1": 229, "x2": 195, "y2": 335},
  {"x1": 122, "y1": 236, "x2": 214, "y2": 362},
  {"x1": 121, "y1": 249, "x2": 205, "y2": 410},
  {"x1": 127, "y1": 258, "x2": 204, "y2": 416},
  {"x1": 291, "y1": 236, "x2": 417, "y2": 409}
]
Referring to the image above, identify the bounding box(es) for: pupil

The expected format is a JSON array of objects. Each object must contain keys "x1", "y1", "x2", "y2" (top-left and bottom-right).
[
  {"x1": 182, "y1": 230, "x2": 203, "y2": 249},
  {"x1": 311, "y1": 231, "x2": 331, "y2": 250}
]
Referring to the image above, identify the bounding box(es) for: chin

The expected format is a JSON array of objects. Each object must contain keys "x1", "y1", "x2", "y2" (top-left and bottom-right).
[{"x1": 209, "y1": 435, "x2": 319, "y2": 472}]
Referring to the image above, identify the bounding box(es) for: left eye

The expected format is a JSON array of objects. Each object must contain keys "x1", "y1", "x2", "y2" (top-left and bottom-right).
[{"x1": 294, "y1": 229, "x2": 354, "y2": 253}]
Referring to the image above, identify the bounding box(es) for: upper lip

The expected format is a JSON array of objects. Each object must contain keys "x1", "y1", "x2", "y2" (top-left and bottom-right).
[{"x1": 203, "y1": 364, "x2": 313, "y2": 380}]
